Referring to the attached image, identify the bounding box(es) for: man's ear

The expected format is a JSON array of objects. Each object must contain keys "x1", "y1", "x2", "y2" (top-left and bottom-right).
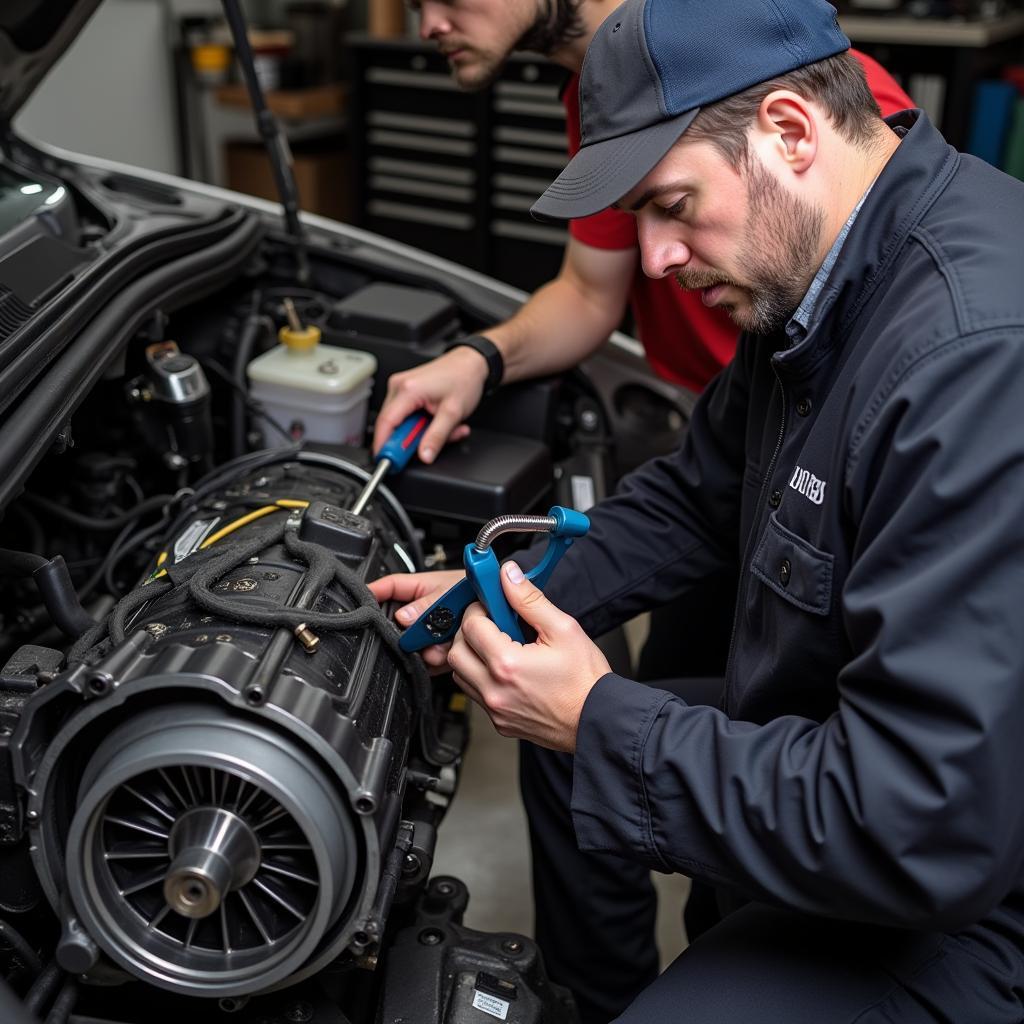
[{"x1": 756, "y1": 90, "x2": 817, "y2": 173}]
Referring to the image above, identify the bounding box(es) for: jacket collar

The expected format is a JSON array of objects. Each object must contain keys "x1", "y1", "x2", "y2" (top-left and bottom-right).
[{"x1": 773, "y1": 110, "x2": 960, "y2": 375}]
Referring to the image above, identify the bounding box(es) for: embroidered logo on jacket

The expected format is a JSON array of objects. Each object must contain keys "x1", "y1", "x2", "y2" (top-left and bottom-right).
[{"x1": 788, "y1": 465, "x2": 827, "y2": 505}]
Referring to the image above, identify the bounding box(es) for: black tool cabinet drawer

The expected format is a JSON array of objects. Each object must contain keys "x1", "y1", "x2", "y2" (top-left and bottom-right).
[
  {"x1": 489, "y1": 58, "x2": 569, "y2": 290},
  {"x1": 349, "y1": 37, "x2": 570, "y2": 290},
  {"x1": 351, "y1": 39, "x2": 489, "y2": 266}
]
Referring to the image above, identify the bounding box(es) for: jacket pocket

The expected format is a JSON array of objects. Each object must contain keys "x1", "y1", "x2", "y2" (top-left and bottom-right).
[{"x1": 750, "y1": 513, "x2": 833, "y2": 616}]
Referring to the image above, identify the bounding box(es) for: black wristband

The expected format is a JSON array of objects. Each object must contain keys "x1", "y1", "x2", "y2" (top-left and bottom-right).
[{"x1": 447, "y1": 335, "x2": 504, "y2": 397}]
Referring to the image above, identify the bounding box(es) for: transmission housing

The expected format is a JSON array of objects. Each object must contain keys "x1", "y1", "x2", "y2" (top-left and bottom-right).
[{"x1": 10, "y1": 453, "x2": 457, "y2": 999}]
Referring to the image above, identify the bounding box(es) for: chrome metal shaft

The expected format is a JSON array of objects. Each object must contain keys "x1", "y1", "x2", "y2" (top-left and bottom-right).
[
  {"x1": 350, "y1": 459, "x2": 390, "y2": 517},
  {"x1": 474, "y1": 514, "x2": 557, "y2": 553},
  {"x1": 164, "y1": 807, "x2": 260, "y2": 918}
]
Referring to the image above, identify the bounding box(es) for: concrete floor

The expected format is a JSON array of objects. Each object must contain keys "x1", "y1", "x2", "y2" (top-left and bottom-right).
[{"x1": 431, "y1": 700, "x2": 692, "y2": 972}]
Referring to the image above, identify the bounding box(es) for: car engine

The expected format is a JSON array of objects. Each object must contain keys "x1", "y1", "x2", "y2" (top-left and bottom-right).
[
  {"x1": 0, "y1": 230, "x2": 623, "y2": 1020},
  {"x1": 0, "y1": 90, "x2": 696, "y2": 1012}
]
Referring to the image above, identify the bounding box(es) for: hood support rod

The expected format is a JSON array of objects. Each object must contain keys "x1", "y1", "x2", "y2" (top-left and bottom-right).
[{"x1": 221, "y1": 0, "x2": 310, "y2": 284}]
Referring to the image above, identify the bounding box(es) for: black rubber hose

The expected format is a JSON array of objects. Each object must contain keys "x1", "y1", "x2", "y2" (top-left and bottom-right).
[
  {"x1": 23, "y1": 961, "x2": 62, "y2": 1016},
  {"x1": 0, "y1": 976, "x2": 39, "y2": 1024},
  {"x1": 230, "y1": 308, "x2": 271, "y2": 459},
  {"x1": 0, "y1": 916, "x2": 42, "y2": 976},
  {"x1": 43, "y1": 978, "x2": 76, "y2": 1024},
  {"x1": 0, "y1": 548, "x2": 47, "y2": 577},
  {"x1": 76, "y1": 517, "x2": 144, "y2": 603},
  {"x1": 23, "y1": 493, "x2": 174, "y2": 532},
  {"x1": 31, "y1": 557, "x2": 96, "y2": 639}
]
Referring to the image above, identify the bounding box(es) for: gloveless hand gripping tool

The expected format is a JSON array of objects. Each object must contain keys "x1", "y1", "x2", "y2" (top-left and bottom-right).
[
  {"x1": 351, "y1": 411, "x2": 431, "y2": 516},
  {"x1": 398, "y1": 506, "x2": 590, "y2": 652}
]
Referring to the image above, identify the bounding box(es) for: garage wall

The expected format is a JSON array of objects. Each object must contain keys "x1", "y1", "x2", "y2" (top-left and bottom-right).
[{"x1": 15, "y1": 0, "x2": 180, "y2": 175}]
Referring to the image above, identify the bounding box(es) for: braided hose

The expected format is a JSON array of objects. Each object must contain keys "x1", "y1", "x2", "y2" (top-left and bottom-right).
[{"x1": 474, "y1": 514, "x2": 556, "y2": 552}]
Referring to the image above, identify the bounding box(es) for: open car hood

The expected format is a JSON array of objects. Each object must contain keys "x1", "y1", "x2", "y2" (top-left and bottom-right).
[{"x1": 0, "y1": 0, "x2": 103, "y2": 125}]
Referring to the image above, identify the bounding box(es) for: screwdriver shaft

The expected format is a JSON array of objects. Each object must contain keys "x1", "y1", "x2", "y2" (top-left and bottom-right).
[{"x1": 351, "y1": 459, "x2": 391, "y2": 516}]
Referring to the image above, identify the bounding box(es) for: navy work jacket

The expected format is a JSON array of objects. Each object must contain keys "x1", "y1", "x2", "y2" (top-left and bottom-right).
[{"x1": 544, "y1": 111, "x2": 1024, "y2": 944}]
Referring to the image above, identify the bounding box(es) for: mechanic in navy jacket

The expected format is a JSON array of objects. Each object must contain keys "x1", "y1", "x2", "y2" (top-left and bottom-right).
[{"x1": 371, "y1": 0, "x2": 1024, "y2": 1018}]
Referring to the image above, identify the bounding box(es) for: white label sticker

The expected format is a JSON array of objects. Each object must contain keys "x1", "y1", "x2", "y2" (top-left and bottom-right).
[
  {"x1": 472, "y1": 990, "x2": 510, "y2": 1020},
  {"x1": 570, "y1": 474, "x2": 596, "y2": 512},
  {"x1": 172, "y1": 517, "x2": 220, "y2": 563}
]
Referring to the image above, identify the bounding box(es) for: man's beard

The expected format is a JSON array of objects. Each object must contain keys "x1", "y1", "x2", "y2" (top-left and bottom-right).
[
  {"x1": 449, "y1": 50, "x2": 504, "y2": 91},
  {"x1": 448, "y1": 1, "x2": 585, "y2": 91},
  {"x1": 515, "y1": 0, "x2": 586, "y2": 56},
  {"x1": 677, "y1": 157, "x2": 825, "y2": 336}
]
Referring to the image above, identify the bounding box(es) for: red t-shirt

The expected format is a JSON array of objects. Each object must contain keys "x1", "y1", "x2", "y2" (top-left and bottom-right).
[{"x1": 562, "y1": 50, "x2": 914, "y2": 392}]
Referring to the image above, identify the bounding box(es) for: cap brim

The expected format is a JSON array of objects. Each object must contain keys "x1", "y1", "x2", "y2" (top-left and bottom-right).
[{"x1": 531, "y1": 108, "x2": 699, "y2": 223}]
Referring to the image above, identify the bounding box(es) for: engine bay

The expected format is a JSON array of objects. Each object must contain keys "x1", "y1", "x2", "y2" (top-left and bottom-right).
[
  {"x1": 0, "y1": 229, "x2": 609, "y2": 1023},
  {"x1": 0, "y1": 6, "x2": 694, "y2": 1013}
]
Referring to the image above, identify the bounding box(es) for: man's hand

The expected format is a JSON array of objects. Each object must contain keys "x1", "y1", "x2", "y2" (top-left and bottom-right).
[
  {"x1": 368, "y1": 569, "x2": 464, "y2": 672},
  {"x1": 448, "y1": 561, "x2": 611, "y2": 752},
  {"x1": 372, "y1": 348, "x2": 488, "y2": 464}
]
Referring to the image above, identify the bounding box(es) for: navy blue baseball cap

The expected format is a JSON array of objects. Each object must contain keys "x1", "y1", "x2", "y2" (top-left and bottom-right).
[{"x1": 531, "y1": 0, "x2": 850, "y2": 222}]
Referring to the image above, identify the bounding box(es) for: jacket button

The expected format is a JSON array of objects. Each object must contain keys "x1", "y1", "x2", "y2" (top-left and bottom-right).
[
  {"x1": 768, "y1": 489, "x2": 782, "y2": 508},
  {"x1": 796, "y1": 397, "x2": 812, "y2": 417},
  {"x1": 779, "y1": 559, "x2": 791, "y2": 586}
]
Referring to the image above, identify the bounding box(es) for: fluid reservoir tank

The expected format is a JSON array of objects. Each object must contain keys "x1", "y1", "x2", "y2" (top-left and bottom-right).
[{"x1": 247, "y1": 321, "x2": 377, "y2": 446}]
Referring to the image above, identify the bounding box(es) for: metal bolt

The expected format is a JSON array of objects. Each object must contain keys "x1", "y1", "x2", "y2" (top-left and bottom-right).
[
  {"x1": 402, "y1": 853, "x2": 421, "y2": 877},
  {"x1": 502, "y1": 938, "x2": 523, "y2": 954},
  {"x1": 284, "y1": 1002, "x2": 314, "y2": 1023},
  {"x1": 294, "y1": 623, "x2": 320, "y2": 653},
  {"x1": 26, "y1": 810, "x2": 39, "y2": 823},
  {"x1": 418, "y1": 928, "x2": 443, "y2": 946},
  {"x1": 580, "y1": 409, "x2": 600, "y2": 431},
  {"x1": 436, "y1": 881, "x2": 455, "y2": 897},
  {"x1": 245, "y1": 686, "x2": 265, "y2": 705},
  {"x1": 425, "y1": 607, "x2": 454, "y2": 638}
]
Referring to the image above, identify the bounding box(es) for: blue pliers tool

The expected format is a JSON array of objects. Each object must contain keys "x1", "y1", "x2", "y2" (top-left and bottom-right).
[{"x1": 399, "y1": 506, "x2": 590, "y2": 651}]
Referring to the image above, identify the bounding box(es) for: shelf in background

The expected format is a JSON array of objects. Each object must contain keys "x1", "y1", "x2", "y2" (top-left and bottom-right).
[
  {"x1": 840, "y1": 11, "x2": 1024, "y2": 47},
  {"x1": 213, "y1": 82, "x2": 347, "y2": 120}
]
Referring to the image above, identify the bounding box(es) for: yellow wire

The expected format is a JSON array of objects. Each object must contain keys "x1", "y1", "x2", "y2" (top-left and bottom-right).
[
  {"x1": 199, "y1": 505, "x2": 279, "y2": 549},
  {"x1": 148, "y1": 499, "x2": 309, "y2": 580}
]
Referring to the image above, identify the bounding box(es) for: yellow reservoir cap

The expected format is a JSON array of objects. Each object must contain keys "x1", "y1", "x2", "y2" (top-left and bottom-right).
[{"x1": 279, "y1": 323, "x2": 322, "y2": 352}]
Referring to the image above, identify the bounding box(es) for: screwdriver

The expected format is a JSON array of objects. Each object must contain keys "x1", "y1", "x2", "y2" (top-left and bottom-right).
[{"x1": 350, "y1": 411, "x2": 431, "y2": 516}]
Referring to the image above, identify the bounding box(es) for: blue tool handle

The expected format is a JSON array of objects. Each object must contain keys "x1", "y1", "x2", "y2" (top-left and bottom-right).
[
  {"x1": 398, "y1": 505, "x2": 590, "y2": 652},
  {"x1": 376, "y1": 412, "x2": 431, "y2": 473},
  {"x1": 465, "y1": 506, "x2": 590, "y2": 643},
  {"x1": 398, "y1": 575, "x2": 477, "y2": 652},
  {"x1": 465, "y1": 545, "x2": 523, "y2": 642},
  {"x1": 526, "y1": 506, "x2": 590, "y2": 590}
]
